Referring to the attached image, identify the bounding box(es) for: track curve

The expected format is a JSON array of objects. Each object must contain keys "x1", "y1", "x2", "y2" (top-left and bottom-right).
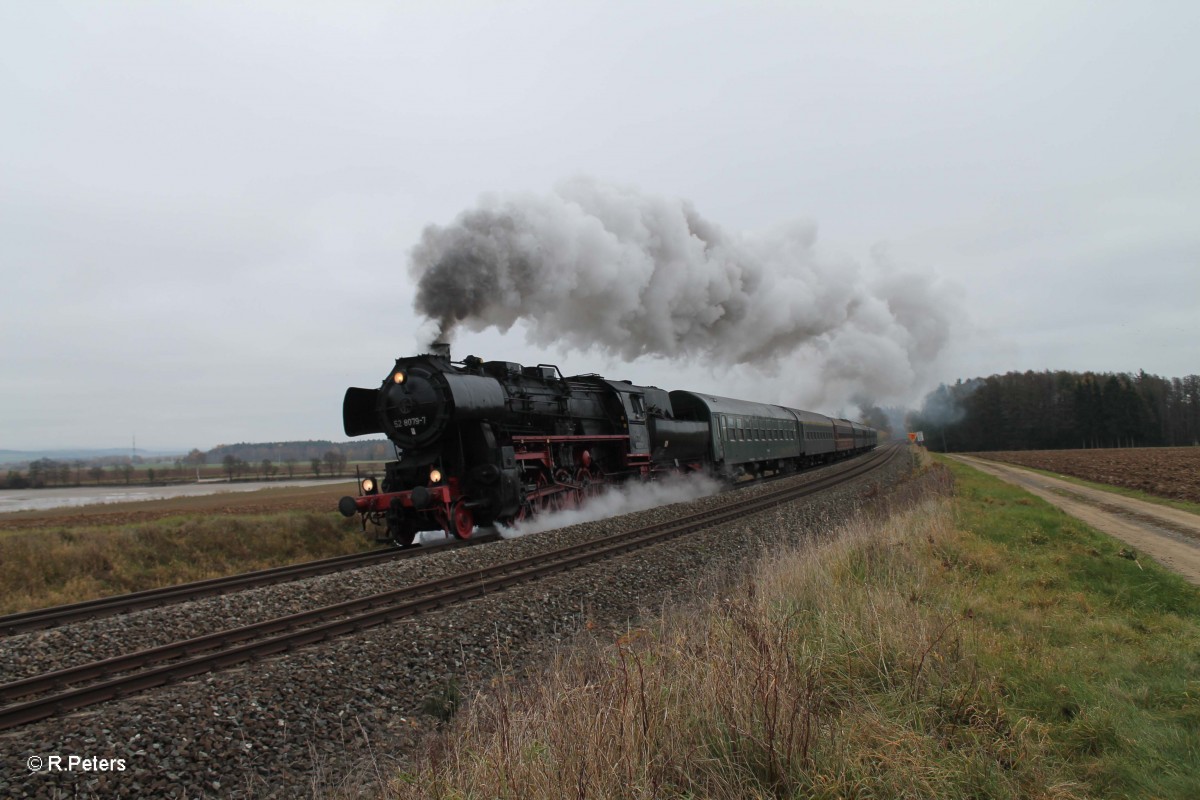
[{"x1": 0, "y1": 445, "x2": 898, "y2": 731}]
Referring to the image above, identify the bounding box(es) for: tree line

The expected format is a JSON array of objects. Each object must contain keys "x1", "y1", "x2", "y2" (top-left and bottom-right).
[
  {"x1": 909, "y1": 370, "x2": 1200, "y2": 452},
  {"x1": 3, "y1": 439, "x2": 391, "y2": 490},
  {"x1": 207, "y1": 439, "x2": 391, "y2": 464}
]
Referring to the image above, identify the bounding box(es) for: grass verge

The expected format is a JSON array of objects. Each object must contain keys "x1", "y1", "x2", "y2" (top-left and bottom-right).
[
  {"x1": 387, "y1": 460, "x2": 1200, "y2": 799},
  {"x1": 0, "y1": 512, "x2": 370, "y2": 614}
]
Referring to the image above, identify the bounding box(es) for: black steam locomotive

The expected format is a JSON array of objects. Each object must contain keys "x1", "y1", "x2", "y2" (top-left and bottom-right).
[{"x1": 338, "y1": 344, "x2": 876, "y2": 545}]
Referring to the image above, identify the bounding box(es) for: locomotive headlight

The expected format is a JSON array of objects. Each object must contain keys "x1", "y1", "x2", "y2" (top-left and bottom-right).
[
  {"x1": 429, "y1": 468, "x2": 442, "y2": 483},
  {"x1": 360, "y1": 477, "x2": 376, "y2": 495},
  {"x1": 392, "y1": 371, "x2": 406, "y2": 385}
]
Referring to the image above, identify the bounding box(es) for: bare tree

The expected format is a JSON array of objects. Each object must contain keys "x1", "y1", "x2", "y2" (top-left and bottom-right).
[{"x1": 322, "y1": 450, "x2": 344, "y2": 477}]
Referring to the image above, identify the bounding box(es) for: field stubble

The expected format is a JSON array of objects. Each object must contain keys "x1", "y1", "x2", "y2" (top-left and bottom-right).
[{"x1": 0, "y1": 483, "x2": 368, "y2": 614}]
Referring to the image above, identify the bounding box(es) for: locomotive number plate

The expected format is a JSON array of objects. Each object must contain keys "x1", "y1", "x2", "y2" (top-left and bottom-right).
[{"x1": 396, "y1": 416, "x2": 427, "y2": 427}]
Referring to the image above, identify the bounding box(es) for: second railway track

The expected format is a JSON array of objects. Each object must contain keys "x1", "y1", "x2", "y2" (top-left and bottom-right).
[
  {"x1": 0, "y1": 445, "x2": 898, "y2": 732},
  {"x1": 0, "y1": 533, "x2": 499, "y2": 636}
]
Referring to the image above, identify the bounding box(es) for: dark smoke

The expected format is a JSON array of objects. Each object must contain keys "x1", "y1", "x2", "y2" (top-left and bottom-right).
[{"x1": 410, "y1": 178, "x2": 957, "y2": 407}]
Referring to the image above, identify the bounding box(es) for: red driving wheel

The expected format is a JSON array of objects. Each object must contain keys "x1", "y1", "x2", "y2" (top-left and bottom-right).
[{"x1": 451, "y1": 500, "x2": 474, "y2": 540}]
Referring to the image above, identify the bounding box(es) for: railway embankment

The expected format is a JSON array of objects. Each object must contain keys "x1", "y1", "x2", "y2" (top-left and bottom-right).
[
  {"x1": 389, "y1": 456, "x2": 1200, "y2": 799},
  {"x1": 1, "y1": 451, "x2": 908, "y2": 798}
]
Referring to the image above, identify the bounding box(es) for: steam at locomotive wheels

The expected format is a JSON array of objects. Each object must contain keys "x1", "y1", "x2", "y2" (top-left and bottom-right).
[{"x1": 338, "y1": 344, "x2": 878, "y2": 545}]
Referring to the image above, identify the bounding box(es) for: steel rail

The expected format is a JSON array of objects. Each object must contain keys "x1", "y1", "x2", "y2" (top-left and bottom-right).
[
  {"x1": 0, "y1": 532, "x2": 500, "y2": 636},
  {"x1": 0, "y1": 445, "x2": 898, "y2": 731}
]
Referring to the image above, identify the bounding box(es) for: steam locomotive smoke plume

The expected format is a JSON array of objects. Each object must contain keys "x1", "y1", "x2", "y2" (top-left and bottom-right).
[{"x1": 411, "y1": 178, "x2": 955, "y2": 406}]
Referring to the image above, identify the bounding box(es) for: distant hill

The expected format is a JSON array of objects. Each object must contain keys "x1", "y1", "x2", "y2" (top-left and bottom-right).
[
  {"x1": 205, "y1": 440, "x2": 391, "y2": 463},
  {"x1": 0, "y1": 448, "x2": 184, "y2": 466},
  {"x1": 1, "y1": 440, "x2": 392, "y2": 468}
]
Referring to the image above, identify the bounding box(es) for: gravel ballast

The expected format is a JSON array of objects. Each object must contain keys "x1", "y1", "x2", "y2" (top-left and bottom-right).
[{"x1": 1, "y1": 451, "x2": 913, "y2": 798}]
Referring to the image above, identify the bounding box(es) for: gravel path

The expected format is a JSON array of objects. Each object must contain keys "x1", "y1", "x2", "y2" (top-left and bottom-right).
[
  {"x1": 1, "y1": 452, "x2": 911, "y2": 798},
  {"x1": 953, "y1": 454, "x2": 1200, "y2": 585}
]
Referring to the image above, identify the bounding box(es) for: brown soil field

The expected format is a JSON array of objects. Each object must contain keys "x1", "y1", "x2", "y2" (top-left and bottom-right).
[
  {"x1": 974, "y1": 447, "x2": 1200, "y2": 504},
  {"x1": 0, "y1": 481, "x2": 357, "y2": 532}
]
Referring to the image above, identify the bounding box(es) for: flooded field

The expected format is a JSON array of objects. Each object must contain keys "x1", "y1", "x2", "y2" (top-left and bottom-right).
[{"x1": 0, "y1": 479, "x2": 352, "y2": 514}]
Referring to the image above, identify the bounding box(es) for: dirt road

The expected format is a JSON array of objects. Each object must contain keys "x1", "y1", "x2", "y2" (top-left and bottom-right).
[{"x1": 951, "y1": 455, "x2": 1200, "y2": 586}]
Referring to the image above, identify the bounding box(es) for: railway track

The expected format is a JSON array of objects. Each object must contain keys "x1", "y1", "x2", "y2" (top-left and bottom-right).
[
  {"x1": 0, "y1": 532, "x2": 499, "y2": 636},
  {"x1": 0, "y1": 445, "x2": 898, "y2": 732}
]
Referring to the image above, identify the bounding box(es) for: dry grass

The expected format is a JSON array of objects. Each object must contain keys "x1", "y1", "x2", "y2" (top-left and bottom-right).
[
  {"x1": 382, "y1": 456, "x2": 1200, "y2": 799},
  {"x1": 385, "y1": 467, "x2": 1087, "y2": 799},
  {"x1": 0, "y1": 511, "x2": 369, "y2": 614}
]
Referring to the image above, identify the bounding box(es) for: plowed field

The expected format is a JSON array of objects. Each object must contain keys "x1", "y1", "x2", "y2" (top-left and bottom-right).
[{"x1": 975, "y1": 447, "x2": 1200, "y2": 504}]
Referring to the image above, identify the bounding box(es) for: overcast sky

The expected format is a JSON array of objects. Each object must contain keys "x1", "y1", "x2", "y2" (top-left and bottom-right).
[{"x1": 2, "y1": 2, "x2": 1197, "y2": 452}]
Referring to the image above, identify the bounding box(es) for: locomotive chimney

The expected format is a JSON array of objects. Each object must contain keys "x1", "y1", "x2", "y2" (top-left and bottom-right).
[{"x1": 430, "y1": 341, "x2": 451, "y2": 359}]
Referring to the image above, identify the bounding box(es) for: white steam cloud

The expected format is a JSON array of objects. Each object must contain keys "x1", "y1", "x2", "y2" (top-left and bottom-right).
[
  {"x1": 410, "y1": 177, "x2": 957, "y2": 409},
  {"x1": 496, "y1": 473, "x2": 721, "y2": 539}
]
